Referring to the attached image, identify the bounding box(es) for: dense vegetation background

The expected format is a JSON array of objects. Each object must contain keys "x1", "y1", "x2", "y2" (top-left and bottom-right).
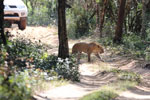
[
  {"x1": 24, "y1": 0, "x2": 150, "y2": 42},
  {"x1": 24, "y1": 0, "x2": 150, "y2": 59}
]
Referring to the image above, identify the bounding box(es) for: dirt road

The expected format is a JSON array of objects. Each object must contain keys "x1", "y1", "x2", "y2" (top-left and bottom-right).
[{"x1": 9, "y1": 26, "x2": 150, "y2": 100}]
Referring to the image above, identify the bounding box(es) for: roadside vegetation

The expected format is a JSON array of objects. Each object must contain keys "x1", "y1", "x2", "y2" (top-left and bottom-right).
[
  {"x1": 0, "y1": 38, "x2": 80, "y2": 100},
  {"x1": 98, "y1": 33, "x2": 150, "y2": 61}
]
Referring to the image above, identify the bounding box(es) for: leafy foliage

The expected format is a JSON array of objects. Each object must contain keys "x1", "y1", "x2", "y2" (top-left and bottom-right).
[
  {"x1": 99, "y1": 33, "x2": 150, "y2": 60},
  {"x1": 145, "y1": 47, "x2": 150, "y2": 61},
  {"x1": 110, "y1": 69, "x2": 141, "y2": 83},
  {"x1": 0, "y1": 73, "x2": 32, "y2": 100},
  {"x1": 6, "y1": 38, "x2": 49, "y2": 69},
  {"x1": 67, "y1": 1, "x2": 96, "y2": 39},
  {"x1": 80, "y1": 88, "x2": 118, "y2": 100},
  {"x1": 122, "y1": 34, "x2": 145, "y2": 50},
  {"x1": 0, "y1": 36, "x2": 80, "y2": 99},
  {"x1": 0, "y1": 63, "x2": 32, "y2": 100},
  {"x1": 55, "y1": 57, "x2": 80, "y2": 81},
  {"x1": 25, "y1": 0, "x2": 57, "y2": 26},
  {"x1": 5, "y1": 38, "x2": 80, "y2": 81}
]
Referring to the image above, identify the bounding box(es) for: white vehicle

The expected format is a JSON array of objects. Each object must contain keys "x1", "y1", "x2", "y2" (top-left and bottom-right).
[{"x1": 4, "y1": 0, "x2": 28, "y2": 30}]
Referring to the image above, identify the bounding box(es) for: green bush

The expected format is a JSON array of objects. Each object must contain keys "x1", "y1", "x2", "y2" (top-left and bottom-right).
[
  {"x1": 67, "y1": 1, "x2": 96, "y2": 39},
  {"x1": 6, "y1": 38, "x2": 60, "y2": 71},
  {"x1": 0, "y1": 67, "x2": 58, "y2": 100},
  {"x1": 98, "y1": 34, "x2": 149, "y2": 59},
  {"x1": 122, "y1": 34, "x2": 144, "y2": 50},
  {"x1": 67, "y1": 9, "x2": 90, "y2": 38},
  {"x1": 27, "y1": 0, "x2": 57, "y2": 26},
  {"x1": 0, "y1": 44, "x2": 32, "y2": 100},
  {"x1": 5, "y1": 38, "x2": 80, "y2": 81},
  {"x1": 34, "y1": 54, "x2": 80, "y2": 81},
  {"x1": 122, "y1": 34, "x2": 148, "y2": 58},
  {"x1": 144, "y1": 46, "x2": 150, "y2": 61},
  {"x1": 0, "y1": 45, "x2": 7, "y2": 66},
  {"x1": 0, "y1": 72, "x2": 32, "y2": 100},
  {"x1": 55, "y1": 56, "x2": 80, "y2": 81},
  {"x1": 110, "y1": 69, "x2": 141, "y2": 83},
  {"x1": 0, "y1": 35, "x2": 80, "y2": 100},
  {"x1": 7, "y1": 39, "x2": 47, "y2": 58},
  {"x1": 34, "y1": 55, "x2": 57, "y2": 70},
  {"x1": 98, "y1": 37, "x2": 113, "y2": 46},
  {"x1": 6, "y1": 38, "x2": 52, "y2": 69},
  {"x1": 80, "y1": 88, "x2": 118, "y2": 100}
]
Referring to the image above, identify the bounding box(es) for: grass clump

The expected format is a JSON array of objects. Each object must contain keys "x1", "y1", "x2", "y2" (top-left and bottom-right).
[
  {"x1": 80, "y1": 80, "x2": 137, "y2": 100},
  {"x1": 80, "y1": 87, "x2": 118, "y2": 100},
  {"x1": 110, "y1": 68, "x2": 141, "y2": 83}
]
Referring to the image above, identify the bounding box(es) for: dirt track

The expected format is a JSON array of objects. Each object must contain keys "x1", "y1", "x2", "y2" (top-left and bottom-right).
[{"x1": 8, "y1": 26, "x2": 150, "y2": 100}]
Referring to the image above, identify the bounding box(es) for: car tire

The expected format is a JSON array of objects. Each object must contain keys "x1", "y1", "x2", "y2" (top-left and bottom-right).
[
  {"x1": 18, "y1": 17, "x2": 27, "y2": 30},
  {"x1": 4, "y1": 21, "x2": 12, "y2": 28}
]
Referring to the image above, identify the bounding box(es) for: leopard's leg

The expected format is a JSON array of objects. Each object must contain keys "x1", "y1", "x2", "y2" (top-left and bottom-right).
[
  {"x1": 77, "y1": 52, "x2": 81, "y2": 63},
  {"x1": 88, "y1": 53, "x2": 91, "y2": 62},
  {"x1": 95, "y1": 53, "x2": 104, "y2": 61}
]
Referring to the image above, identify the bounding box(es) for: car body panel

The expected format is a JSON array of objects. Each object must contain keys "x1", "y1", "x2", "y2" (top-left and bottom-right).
[{"x1": 4, "y1": 0, "x2": 28, "y2": 29}]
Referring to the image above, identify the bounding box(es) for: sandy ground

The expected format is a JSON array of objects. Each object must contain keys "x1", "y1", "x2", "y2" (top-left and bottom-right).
[{"x1": 7, "y1": 26, "x2": 150, "y2": 100}]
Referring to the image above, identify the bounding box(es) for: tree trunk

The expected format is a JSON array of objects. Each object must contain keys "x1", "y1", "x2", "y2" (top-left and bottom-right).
[
  {"x1": 96, "y1": 2, "x2": 100, "y2": 33},
  {"x1": 58, "y1": 0, "x2": 69, "y2": 59},
  {"x1": 99, "y1": 0, "x2": 108, "y2": 37},
  {"x1": 0, "y1": 0, "x2": 7, "y2": 45},
  {"x1": 141, "y1": 0, "x2": 150, "y2": 39},
  {"x1": 113, "y1": 0, "x2": 126, "y2": 44}
]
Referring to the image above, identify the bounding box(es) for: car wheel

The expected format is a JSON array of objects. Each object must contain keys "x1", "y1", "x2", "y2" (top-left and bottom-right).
[
  {"x1": 18, "y1": 17, "x2": 27, "y2": 30},
  {"x1": 4, "y1": 21, "x2": 12, "y2": 28}
]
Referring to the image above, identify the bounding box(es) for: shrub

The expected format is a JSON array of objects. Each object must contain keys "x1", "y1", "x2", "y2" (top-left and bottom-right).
[
  {"x1": 0, "y1": 36, "x2": 80, "y2": 100},
  {"x1": 122, "y1": 34, "x2": 144, "y2": 50},
  {"x1": 0, "y1": 45, "x2": 32, "y2": 100},
  {"x1": 110, "y1": 69, "x2": 141, "y2": 83},
  {"x1": 7, "y1": 38, "x2": 47, "y2": 59},
  {"x1": 0, "y1": 70, "x2": 32, "y2": 100},
  {"x1": 33, "y1": 54, "x2": 57, "y2": 70},
  {"x1": 98, "y1": 34, "x2": 149, "y2": 59},
  {"x1": 98, "y1": 37, "x2": 113, "y2": 46},
  {"x1": 67, "y1": 1, "x2": 96, "y2": 39},
  {"x1": 80, "y1": 87, "x2": 118, "y2": 100},
  {"x1": 15, "y1": 68, "x2": 59, "y2": 93},
  {"x1": 6, "y1": 38, "x2": 53, "y2": 69},
  {"x1": 0, "y1": 67, "x2": 58, "y2": 100},
  {"x1": 27, "y1": 0, "x2": 57, "y2": 26},
  {"x1": 144, "y1": 46, "x2": 150, "y2": 61},
  {"x1": 122, "y1": 34, "x2": 148, "y2": 58},
  {"x1": 5, "y1": 38, "x2": 80, "y2": 81},
  {"x1": 0, "y1": 45, "x2": 7, "y2": 66},
  {"x1": 55, "y1": 56, "x2": 80, "y2": 81},
  {"x1": 34, "y1": 55, "x2": 80, "y2": 81}
]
